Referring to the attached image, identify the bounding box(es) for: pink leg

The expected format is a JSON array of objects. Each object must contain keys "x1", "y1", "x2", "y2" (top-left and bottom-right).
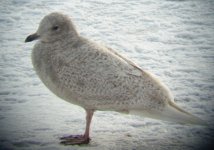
[
  {"x1": 83, "y1": 109, "x2": 94, "y2": 139},
  {"x1": 60, "y1": 109, "x2": 94, "y2": 145}
]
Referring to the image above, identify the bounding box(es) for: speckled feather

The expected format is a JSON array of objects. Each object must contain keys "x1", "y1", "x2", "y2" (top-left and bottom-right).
[
  {"x1": 32, "y1": 13, "x2": 172, "y2": 111},
  {"x1": 31, "y1": 12, "x2": 204, "y2": 124}
]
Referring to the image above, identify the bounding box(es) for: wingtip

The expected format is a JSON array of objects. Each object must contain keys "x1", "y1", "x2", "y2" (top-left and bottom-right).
[
  {"x1": 187, "y1": 116, "x2": 208, "y2": 126},
  {"x1": 168, "y1": 101, "x2": 208, "y2": 126}
]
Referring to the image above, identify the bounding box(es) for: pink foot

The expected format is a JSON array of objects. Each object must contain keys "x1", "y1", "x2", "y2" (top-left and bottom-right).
[{"x1": 60, "y1": 135, "x2": 90, "y2": 145}]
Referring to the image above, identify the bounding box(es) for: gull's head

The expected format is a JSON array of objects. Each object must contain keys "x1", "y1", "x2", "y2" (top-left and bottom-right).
[{"x1": 25, "y1": 12, "x2": 78, "y2": 43}]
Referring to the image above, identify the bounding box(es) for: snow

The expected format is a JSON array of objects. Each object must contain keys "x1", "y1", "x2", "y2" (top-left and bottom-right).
[{"x1": 0, "y1": 0, "x2": 214, "y2": 149}]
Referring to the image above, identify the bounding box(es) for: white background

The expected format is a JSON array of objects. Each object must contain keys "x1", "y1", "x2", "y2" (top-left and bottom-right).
[{"x1": 0, "y1": 0, "x2": 213, "y2": 149}]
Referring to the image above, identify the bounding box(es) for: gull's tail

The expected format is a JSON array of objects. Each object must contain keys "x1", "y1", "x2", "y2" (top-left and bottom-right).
[{"x1": 130, "y1": 101, "x2": 206, "y2": 125}]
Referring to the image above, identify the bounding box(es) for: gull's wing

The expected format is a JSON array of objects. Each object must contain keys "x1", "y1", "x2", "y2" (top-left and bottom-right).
[{"x1": 54, "y1": 40, "x2": 148, "y2": 109}]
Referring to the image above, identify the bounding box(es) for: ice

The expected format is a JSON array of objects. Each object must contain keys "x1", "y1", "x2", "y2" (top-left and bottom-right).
[{"x1": 0, "y1": 0, "x2": 214, "y2": 149}]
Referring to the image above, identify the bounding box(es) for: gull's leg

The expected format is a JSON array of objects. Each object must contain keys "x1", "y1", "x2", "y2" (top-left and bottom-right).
[
  {"x1": 60, "y1": 109, "x2": 94, "y2": 145},
  {"x1": 83, "y1": 109, "x2": 94, "y2": 140}
]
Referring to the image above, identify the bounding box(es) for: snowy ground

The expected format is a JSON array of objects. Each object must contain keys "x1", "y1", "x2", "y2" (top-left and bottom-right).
[{"x1": 0, "y1": 0, "x2": 214, "y2": 149}]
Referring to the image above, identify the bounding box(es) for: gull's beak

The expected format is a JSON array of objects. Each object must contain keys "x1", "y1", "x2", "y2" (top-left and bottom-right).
[{"x1": 25, "y1": 33, "x2": 40, "y2": 42}]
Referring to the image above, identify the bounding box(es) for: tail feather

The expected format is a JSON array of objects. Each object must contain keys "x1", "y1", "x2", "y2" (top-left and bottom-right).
[{"x1": 130, "y1": 101, "x2": 207, "y2": 125}]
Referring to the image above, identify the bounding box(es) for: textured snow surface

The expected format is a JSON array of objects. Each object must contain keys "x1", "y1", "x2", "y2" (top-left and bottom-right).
[{"x1": 0, "y1": 0, "x2": 214, "y2": 149}]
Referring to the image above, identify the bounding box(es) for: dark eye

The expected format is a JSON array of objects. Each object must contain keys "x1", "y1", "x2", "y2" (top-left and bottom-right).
[{"x1": 52, "y1": 25, "x2": 59, "y2": 31}]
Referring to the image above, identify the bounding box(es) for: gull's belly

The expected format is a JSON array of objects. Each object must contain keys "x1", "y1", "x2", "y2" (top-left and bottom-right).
[{"x1": 31, "y1": 48, "x2": 83, "y2": 106}]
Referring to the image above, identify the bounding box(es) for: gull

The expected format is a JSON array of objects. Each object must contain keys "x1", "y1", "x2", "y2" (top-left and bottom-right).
[{"x1": 25, "y1": 12, "x2": 205, "y2": 145}]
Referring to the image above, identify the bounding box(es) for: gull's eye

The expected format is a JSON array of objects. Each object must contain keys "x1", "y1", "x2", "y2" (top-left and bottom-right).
[{"x1": 52, "y1": 25, "x2": 59, "y2": 31}]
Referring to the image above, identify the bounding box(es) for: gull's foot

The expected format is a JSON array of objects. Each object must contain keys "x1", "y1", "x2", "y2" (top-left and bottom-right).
[{"x1": 60, "y1": 135, "x2": 90, "y2": 145}]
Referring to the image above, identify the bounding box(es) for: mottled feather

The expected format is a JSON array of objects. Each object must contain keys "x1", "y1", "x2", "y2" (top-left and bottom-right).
[{"x1": 30, "y1": 12, "x2": 205, "y2": 125}]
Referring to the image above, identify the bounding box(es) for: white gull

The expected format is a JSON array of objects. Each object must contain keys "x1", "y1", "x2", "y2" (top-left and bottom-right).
[{"x1": 25, "y1": 12, "x2": 205, "y2": 145}]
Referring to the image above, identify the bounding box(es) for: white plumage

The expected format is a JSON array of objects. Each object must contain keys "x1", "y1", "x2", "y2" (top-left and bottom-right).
[{"x1": 25, "y1": 12, "x2": 205, "y2": 145}]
